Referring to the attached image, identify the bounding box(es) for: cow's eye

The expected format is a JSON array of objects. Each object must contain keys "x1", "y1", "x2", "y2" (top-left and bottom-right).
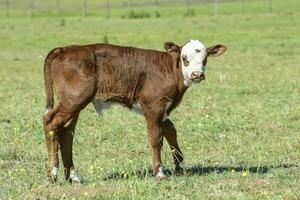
[{"x1": 195, "y1": 49, "x2": 201, "y2": 53}]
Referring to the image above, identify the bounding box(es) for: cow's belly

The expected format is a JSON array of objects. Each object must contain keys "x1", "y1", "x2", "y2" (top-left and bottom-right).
[
  {"x1": 92, "y1": 98, "x2": 172, "y2": 121},
  {"x1": 92, "y1": 98, "x2": 144, "y2": 116}
]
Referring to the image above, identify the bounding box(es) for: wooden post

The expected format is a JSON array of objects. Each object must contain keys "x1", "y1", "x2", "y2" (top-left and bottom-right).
[
  {"x1": 83, "y1": 0, "x2": 87, "y2": 17},
  {"x1": 5, "y1": 0, "x2": 10, "y2": 18},
  {"x1": 56, "y1": 0, "x2": 62, "y2": 16},
  {"x1": 214, "y1": 0, "x2": 219, "y2": 16},
  {"x1": 241, "y1": 0, "x2": 245, "y2": 13},
  {"x1": 185, "y1": 0, "x2": 190, "y2": 12},
  {"x1": 106, "y1": 0, "x2": 110, "y2": 19},
  {"x1": 185, "y1": 0, "x2": 190, "y2": 7},
  {"x1": 155, "y1": 0, "x2": 159, "y2": 5},
  {"x1": 30, "y1": 0, "x2": 34, "y2": 18},
  {"x1": 269, "y1": 0, "x2": 272, "y2": 12}
]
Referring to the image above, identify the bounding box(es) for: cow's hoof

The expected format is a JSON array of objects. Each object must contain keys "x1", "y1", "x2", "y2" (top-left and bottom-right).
[
  {"x1": 155, "y1": 167, "x2": 167, "y2": 180},
  {"x1": 70, "y1": 170, "x2": 82, "y2": 184},
  {"x1": 47, "y1": 166, "x2": 58, "y2": 183},
  {"x1": 47, "y1": 176, "x2": 57, "y2": 184},
  {"x1": 174, "y1": 166, "x2": 185, "y2": 176},
  {"x1": 156, "y1": 174, "x2": 167, "y2": 180}
]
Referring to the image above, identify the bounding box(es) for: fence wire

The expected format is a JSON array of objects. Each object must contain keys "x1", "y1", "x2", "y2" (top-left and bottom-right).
[{"x1": 0, "y1": 0, "x2": 274, "y2": 18}]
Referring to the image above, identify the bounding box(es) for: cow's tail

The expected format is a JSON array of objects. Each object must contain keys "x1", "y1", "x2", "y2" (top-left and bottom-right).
[{"x1": 44, "y1": 48, "x2": 62, "y2": 111}]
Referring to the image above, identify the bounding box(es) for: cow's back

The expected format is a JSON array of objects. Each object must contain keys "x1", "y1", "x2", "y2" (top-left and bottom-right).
[
  {"x1": 48, "y1": 43, "x2": 178, "y2": 108},
  {"x1": 92, "y1": 44, "x2": 175, "y2": 107}
]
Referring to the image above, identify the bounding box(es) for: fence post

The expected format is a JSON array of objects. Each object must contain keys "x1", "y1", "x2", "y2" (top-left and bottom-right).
[
  {"x1": 106, "y1": 0, "x2": 110, "y2": 19},
  {"x1": 155, "y1": 0, "x2": 159, "y2": 5},
  {"x1": 241, "y1": 0, "x2": 245, "y2": 13},
  {"x1": 56, "y1": 0, "x2": 62, "y2": 16},
  {"x1": 30, "y1": 0, "x2": 34, "y2": 17},
  {"x1": 5, "y1": 0, "x2": 10, "y2": 18},
  {"x1": 185, "y1": 0, "x2": 190, "y2": 11},
  {"x1": 83, "y1": 0, "x2": 87, "y2": 17},
  {"x1": 268, "y1": 0, "x2": 272, "y2": 12},
  {"x1": 185, "y1": 0, "x2": 190, "y2": 6},
  {"x1": 214, "y1": 0, "x2": 219, "y2": 16}
]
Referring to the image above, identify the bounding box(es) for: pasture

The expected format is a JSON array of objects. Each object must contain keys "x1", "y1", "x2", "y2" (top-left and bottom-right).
[{"x1": 0, "y1": 0, "x2": 299, "y2": 199}]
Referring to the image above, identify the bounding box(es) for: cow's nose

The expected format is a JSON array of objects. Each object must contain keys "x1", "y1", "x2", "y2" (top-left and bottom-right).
[{"x1": 191, "y1": 72, "x2": 205, "y2": 80}]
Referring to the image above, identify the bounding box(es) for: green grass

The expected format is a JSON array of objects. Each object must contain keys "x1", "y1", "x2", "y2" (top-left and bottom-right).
[{"x1": 0, "y1": 0, "x2": 300, "y2": 199}]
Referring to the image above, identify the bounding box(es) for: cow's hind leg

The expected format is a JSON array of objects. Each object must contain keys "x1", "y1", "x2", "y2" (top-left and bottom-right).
[
  {"x1": 43, "y1": 104, "x2": 80, "y2": 182},
  {"x1": 43, "y1": 50, "x2": 97, "y2": 182},
  {"x1": 162, "y1": 119, "x2": 184, "y2": 173},
  {"x1": 58, "y1": 113, "x2": 81, "y2": 183},
  {"x1": 43, "y1": 100, "x2": 93, "y2": 182},
  {"x1": 43, "y1": 109, "x2": 59, "y2": 182}
]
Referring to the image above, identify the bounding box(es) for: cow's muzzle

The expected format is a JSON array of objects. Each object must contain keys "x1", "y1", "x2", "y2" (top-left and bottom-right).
[{"x1": 190, "y1": 71, "x2": 205, "y2": 82}]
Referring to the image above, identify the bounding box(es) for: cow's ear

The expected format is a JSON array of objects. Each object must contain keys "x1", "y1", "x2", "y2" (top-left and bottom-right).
[
  {"x1": 207, "y1": 44, "x2": 227, "y2": 57},
  {"x1": 164, "y1": 42, "x2": 180, "y2": 53}
]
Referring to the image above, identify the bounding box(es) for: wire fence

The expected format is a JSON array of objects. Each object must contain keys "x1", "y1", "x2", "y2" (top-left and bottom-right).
[{"x1": 1, "y1": 0, "x2": 274, "y2": 18}]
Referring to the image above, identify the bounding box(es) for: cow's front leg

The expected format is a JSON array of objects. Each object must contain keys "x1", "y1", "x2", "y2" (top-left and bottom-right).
[
  {"x1": 146, "y1": 113, "x2": 166, "y2": 179},
  {"x1": 162, "y1": 119, "x2": 184, "y2": 174}
]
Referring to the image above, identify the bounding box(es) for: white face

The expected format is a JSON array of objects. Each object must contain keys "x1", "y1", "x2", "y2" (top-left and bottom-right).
[{"x1": 181, "y1": 40, "x2": 207, "y2": 86}]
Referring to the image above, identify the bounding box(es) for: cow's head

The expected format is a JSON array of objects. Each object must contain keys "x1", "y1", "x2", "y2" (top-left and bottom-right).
[{"x1": 164, "y1": 40, "x2": 227, "y2": 87}]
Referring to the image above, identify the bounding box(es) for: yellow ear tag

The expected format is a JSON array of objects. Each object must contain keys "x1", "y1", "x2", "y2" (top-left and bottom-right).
[{"x1": 48, "y1": 131, "x2": 55, "y2": 136}]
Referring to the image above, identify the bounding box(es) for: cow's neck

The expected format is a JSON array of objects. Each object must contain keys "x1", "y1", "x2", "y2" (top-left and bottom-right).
[
  {"x1": 164, "y1": 54, "x2": 189, "y2": 114},
  {"x1": 175, "y1": 55, "x2": 189, "y2": 96}
]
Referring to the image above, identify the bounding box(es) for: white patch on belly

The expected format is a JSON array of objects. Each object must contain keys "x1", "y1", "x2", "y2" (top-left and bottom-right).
[
  {"x1": 92, "y1": 98, "x2": 144, "y2": 116},
  {"x1": 92, "y1": 98, "x2": 171, "y2": 119},
  {"x1": 131, "y1": 103, "x2": 144, "y2": 115},
  {"x1": 92, "y1": 98, "x2": 112, "y2": 115}
]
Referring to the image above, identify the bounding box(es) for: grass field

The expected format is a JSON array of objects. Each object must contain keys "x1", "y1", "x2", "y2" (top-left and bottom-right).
[{"x1": 0, "y1": 0, "x2": 300, "y2": 199}]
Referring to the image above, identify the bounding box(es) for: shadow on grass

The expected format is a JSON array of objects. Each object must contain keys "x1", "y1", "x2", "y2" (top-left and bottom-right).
[{"x1": 103, "y1": 164, "x2": 296, "y2": 181}]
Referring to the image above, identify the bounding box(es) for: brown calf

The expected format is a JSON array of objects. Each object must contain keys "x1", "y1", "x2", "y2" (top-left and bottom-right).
[{"x1": 43, "y1": 40, "x2": 227, "y2": 182}]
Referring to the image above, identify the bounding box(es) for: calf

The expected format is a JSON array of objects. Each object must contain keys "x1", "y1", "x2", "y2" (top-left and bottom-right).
[{"x1": 43, "y1": 40, "x2": 227, "y2": 182}]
